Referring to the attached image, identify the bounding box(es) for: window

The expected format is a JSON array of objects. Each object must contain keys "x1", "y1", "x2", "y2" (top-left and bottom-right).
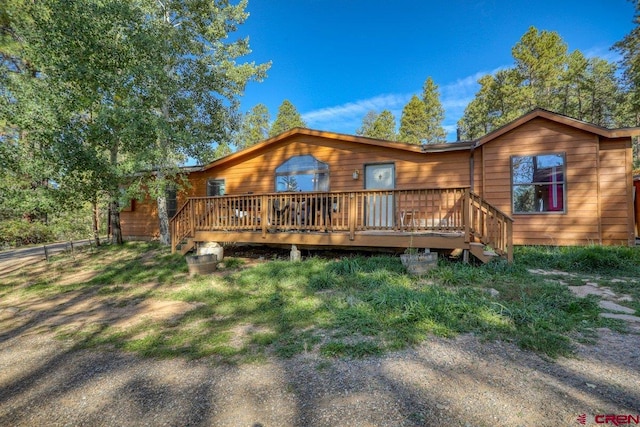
[
  {"x1": 166, "y1": 187, "x2": 177, "y2": 218},
  {"x1": 207, "y1": 179, "x2": 225, "y2": 196},
  {"x1": 275, "y1": 155, "x2": 329, "y2": 192},
  {"x1": 511, "y1": 153, "x2": 565, "y2": 214}
]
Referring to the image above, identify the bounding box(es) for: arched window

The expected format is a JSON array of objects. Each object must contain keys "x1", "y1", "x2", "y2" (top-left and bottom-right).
[{"x1": 275, "y1": 155, "x2": 329, "y2": 192}]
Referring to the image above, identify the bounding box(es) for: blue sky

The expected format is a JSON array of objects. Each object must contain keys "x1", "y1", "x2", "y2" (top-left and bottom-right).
[{"x1": 236, "y1": 0, "x2": 636, "y2": 140}]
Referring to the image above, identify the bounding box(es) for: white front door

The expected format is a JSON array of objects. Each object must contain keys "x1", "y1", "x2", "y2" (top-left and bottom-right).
[{"x1": 365, "y1": 164, "x2": 395, "y2": 228}]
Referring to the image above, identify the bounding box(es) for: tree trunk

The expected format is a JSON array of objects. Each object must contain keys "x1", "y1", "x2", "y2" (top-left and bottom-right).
[
  {"x1": 92, "y1": 199, "x2": 101, "y2": 247},
  {"x1": 577, "y1": 88, "x2": 582, "y2": 119},
  {"x1": 109, "y1": 145, "x2": 123, "y2": 245},
  {"x1": 110, "y1": 200, "x2": 123, "y2": 245},
  {"x1": 157, "y1": 88, "x2": 172, "y2": 246},
  {"x1": 157, "y1": 192, "x2": 170, "y2": 245}
]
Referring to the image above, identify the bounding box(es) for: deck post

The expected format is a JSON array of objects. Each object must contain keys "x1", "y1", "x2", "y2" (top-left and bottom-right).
[
  {"x1": 463, "y1": 189, "x2": 471, "y2": 243},
  {"x1": 261, "y1": 194, "x2": 268, "y2": 238},
  {"x1": 506, "y1": 219, "x2": 514, "y2": 263},
  {"x1": 349, "y1": 193, "x2": 356, "y2": 240},
  {"x1": 171, "y1": 219, "x2": 176, "y2": 253},
  {"x1": 189, "y1": 200, "x2": 195, "y2": 239}
]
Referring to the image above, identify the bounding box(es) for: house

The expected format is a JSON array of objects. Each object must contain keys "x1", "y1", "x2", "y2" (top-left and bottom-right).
[{"x1": 120, "y1": 109, "x2": 640, "y2": 262}]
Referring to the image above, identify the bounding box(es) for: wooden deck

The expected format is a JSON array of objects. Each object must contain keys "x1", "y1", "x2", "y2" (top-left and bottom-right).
[{"x1": 170, "y1": 187, "x2": 513, "y2": 262}]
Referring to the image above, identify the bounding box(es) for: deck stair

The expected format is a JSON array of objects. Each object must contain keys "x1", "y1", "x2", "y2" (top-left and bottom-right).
[
  {"x1": 176, "y1": 238, "x2": 195, "y2": 255},
  {"x1": 469, "y1": 243, "x2": 499, "y2": 263}
]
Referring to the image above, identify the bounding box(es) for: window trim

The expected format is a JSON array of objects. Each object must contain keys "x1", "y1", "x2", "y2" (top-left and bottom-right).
[
  {"x1": 510, "y1": 152, "x2": 566, "y2": 215},
  {"x1": 274, "y1": 155, "x2": 330, "y2": 192},
  {"x1": 363, "y1": 162, "x2": 396, "y2": 190}
]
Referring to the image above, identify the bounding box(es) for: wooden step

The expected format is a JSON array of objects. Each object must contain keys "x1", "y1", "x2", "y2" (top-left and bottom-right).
[
  {"x1": 469, "y1": 242, "x2": 498, "y2": 264},
  {"x1": 178, "y1": 238, "x2": 196, "y2": 255}
]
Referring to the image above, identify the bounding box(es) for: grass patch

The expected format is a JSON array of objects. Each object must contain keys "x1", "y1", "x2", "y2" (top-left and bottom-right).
[
  {"x1": 515, "y1": 245, "x2": 640, "y2": 276},
  {"x1": 87, "y1": 245, "x2": 187, "y2": 286},
  {"x1": 220, "y1": 257, "x2": 245, "y2": 269},
  {"x1": 1, "y1": 243, "x2": 634, "y2": 362}
]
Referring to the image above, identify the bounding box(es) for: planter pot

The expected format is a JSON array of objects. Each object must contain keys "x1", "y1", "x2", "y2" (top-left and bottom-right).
[
  {"x1": 400, "y1": 252, "x2": 438, "y2": 275},
  {"x1": 186, "y1": 253, "x2": 218, "y2": 276}
]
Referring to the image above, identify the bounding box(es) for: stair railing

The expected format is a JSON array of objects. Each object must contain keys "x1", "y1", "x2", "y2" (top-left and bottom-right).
[{"x1": 465, "y1": 190, "x2": 513, "y2": 262}]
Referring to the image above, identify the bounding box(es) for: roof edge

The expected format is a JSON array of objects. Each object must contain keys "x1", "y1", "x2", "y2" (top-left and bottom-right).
[
  {"x1": 475, "y1": 108, "x2": 640, "y2": 147},
  {"x1": 202, "y1": 128, "x2": 467, "y2": 171}
]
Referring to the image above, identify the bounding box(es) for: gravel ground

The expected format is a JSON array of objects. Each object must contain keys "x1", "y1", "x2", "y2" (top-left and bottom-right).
[
  {"x1": 1, "y1": 251, "x2": 639, "y2": 426},
  {"x1": 0, "y1": 327, "x2": 638, "y2": 426}
]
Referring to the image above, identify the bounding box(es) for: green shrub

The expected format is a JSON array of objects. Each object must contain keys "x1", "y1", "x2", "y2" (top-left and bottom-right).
[
  {"x1": 515, "y1": 245, "x2": 640, "y2": 276},
  {"x1": 0, "y1": 219, "x2": 55, "y2": 247}
]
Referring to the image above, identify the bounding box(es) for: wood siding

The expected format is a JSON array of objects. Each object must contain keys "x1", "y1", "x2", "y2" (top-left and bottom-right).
[
  {"x1": 598, "y1": 138, "x2": 634, "y2": 245},
  {"x1": 122, "y1": 136, "x2": 472, "y2": 239},
  {"x1": 188, "y1": 135, "x2": 471, "y2": 196},
  {"x1": 480, "y1": 117, "x2": 631, "y2": 246},
  {"x1": 120, "y1": 195, "x2": 161, "y2": 240}
]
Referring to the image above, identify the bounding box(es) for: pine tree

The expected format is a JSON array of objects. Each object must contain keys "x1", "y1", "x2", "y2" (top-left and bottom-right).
[
  {"x1": 512, "y1": 26, "x2": 568, "y2": 110},
  {"x1": 269, "y1": 100, "x2": 306, "y2": 137},
  {"x1": 399, "y1": 95, "x2": 428, "y2": 144},
  {"x1": 370, "y1": 110, "x2": 398, "y2": 141},
  {"x1": 356, "y1": 111, "x2": 378, "y2": 136},
  {"x1": 421, "y1": 77, "x2": 447, "y2": 144},
  {"x1": 558, "y1": 50, "x2": 588, "y2": 118},
  {"x1": 614, "y1": 2, "x2": 640, "y2": 168},
  {"x1": 458, "y1": 26, "x2": 626, "y2": 140},
  {"x1": 614, "y1": 2, "x2": 640, "y2": 127},
  {"x1": 234, "y1": 104, "x2": 270, "y2": 150},
  {"x1": 582, "y1": 58, "x2": 620, "y2": 127},
  {"x1": 357, "y1": 110, "x2": 397, "y2": 141}
]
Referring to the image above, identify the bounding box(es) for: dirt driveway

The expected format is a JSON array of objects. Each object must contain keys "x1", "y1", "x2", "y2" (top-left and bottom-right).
[
  {"x1": 1, "y1": 299, "x2": 639, "y2": 426},
  {"x1": 0, "y1": 330, "x2": 639, "y2": 426},
  {"x1": 0, "y1": 239, "x2": 95, "y2": 277}
]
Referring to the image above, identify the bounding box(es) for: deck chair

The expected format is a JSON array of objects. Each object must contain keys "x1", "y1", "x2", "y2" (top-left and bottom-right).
[{"x1": 270, "y1": 199, "x2": 291, "y2": 227}]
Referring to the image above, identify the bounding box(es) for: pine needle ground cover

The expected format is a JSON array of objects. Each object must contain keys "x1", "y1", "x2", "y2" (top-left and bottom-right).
[{"x1": 1, "y1": 243, "x2": 637, "y2": 363}]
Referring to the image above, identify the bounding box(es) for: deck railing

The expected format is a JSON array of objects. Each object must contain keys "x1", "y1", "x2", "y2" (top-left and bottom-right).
[
  {"x1": 466, "y1": 190, "x2": 514, "y2": 262},
  {"x1": 170, "y1": 187, "x2": 513, "y2": 261}
]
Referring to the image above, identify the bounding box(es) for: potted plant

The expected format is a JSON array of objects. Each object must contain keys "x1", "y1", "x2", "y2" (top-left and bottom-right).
[
  {"x1": 400, "y1": 247, "x2": 438, "y2": 275},
  {"x1": 185, "y1": 253, "x2": 218, "y2": 276}
]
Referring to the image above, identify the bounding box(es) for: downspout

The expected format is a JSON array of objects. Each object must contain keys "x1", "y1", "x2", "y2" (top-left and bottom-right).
[
  {"x1": 459, "y1": 127, "x2": 476, "y2": 193},
  {"x1": 469, "y1": 142, "x2": 475, "y2": 193}
]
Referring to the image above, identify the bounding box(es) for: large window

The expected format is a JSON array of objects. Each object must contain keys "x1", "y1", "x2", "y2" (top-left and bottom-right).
[
  {"x1": 275, "y1": 155, "x2": 329, "y2": 192},
  {"x1": 511, "y1": 153, "x2": 565, "y2": 214},
  {"x1": 207, "y1": 179, "x2": 225, "y2": 196}
]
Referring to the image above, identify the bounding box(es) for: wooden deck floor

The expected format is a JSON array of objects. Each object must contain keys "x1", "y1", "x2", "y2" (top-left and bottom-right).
[{"x1": 191, "y1": 229, "x2": 467, "y2": 251}]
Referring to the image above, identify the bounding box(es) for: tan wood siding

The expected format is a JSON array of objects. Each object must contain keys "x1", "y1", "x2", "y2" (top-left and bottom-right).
[
  {"x1": 481, "y1": 117, "x2": 602, "y2": 246},
  {"x1": 188, "y1": 136, "x2": 471, "y2": 196},
  {"x1": 598, "y1": 138, "x2": 634, "y2": 245},
  {"x1": 119, "y1": 194, "x2": 160, "y2": 239},
  {"x1": 472, "y1": 148, "x2": 483, "y2": 196},
  {"x1": 122, "y1": 136, "x2": 471, "y2": 239}
]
